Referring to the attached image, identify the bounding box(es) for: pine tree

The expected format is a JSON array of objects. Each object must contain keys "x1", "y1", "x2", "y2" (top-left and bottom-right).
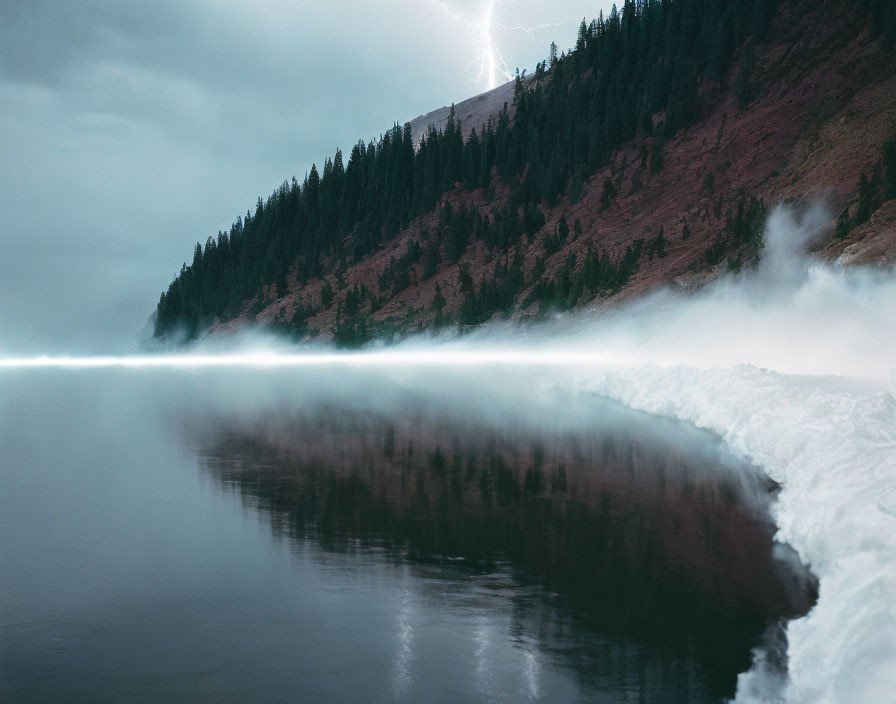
[
  {"x1": 570, "y1": 164, "x2": 584, "y2": 204},
  {"x1": 854, "y1": 173, "x2": 875, "y2": 225},
  {"x1": 735, "y1": 41, "x2": 755, "y2": 108},
  {"x1": 600, "y1": 177, "x2": 617, "y2": 209},
  {"x1": 432, "y1": 283, "x2": 447, "y2": 329},
  {"x1": 883, "y1": 135, "x2": 896, "y2": 199},
  {"x1": 154, "y1": 0, "x2": 794, "y2": 341}
]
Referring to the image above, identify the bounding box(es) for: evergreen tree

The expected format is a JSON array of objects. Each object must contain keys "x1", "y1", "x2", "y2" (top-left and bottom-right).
[
  {"x1": 854, "y1": 173, "x2": 875, "y2": 225},
  {"x1": 883, "y1": 135, "x2": 896, "y2": 199},
  {"x1": 154, "y1": 0, "x2": 806, "y2": 341},
  {"x1": 735, "y1": 41, "x2": 756, "y2": 108},
  {"x1": 600, "y1": 178, "x2": 617, "y2": 209}
]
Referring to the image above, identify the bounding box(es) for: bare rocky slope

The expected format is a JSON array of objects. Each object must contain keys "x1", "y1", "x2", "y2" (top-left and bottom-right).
[
  {"x1": 206, "y1": 2, "x2": 895, "y2": 344},
  {"x1": 408, "y1": 79, "x2": 519, "y2": 146}
]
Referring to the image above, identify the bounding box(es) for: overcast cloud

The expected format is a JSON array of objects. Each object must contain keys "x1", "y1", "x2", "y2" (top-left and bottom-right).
[{"x1": 0, "y1": 0, "x2": 606, "y2": 353}]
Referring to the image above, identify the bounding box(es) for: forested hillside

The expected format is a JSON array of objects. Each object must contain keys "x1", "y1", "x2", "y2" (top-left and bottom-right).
[{"x1": 153, "y1": 0, "x2": 896, "y2": 345}]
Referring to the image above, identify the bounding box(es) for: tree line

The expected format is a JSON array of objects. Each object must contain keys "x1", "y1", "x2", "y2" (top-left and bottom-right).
[{"x1": 155, "y1": 0, "x2": 891, "y2": 341}]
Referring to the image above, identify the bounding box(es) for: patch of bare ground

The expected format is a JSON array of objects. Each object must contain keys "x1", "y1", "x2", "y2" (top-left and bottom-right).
[{"x1": 206, "y1": 2, "x2": 896, "y2": 343}]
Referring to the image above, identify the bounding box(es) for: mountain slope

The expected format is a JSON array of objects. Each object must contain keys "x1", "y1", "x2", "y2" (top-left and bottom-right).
[
  {"x1": 151, "y1": 0, "x2": 896, "y2": 347},
  {"x1": 407, "y1": 78, "x2": 520, "y2": 146}
]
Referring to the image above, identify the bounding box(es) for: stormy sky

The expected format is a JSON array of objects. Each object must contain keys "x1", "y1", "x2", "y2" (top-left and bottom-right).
[{"x1": 0, "y1": 0, "x2": 606, "y2": 354}]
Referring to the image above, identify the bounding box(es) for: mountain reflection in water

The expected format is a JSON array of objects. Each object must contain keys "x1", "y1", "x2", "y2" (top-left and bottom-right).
[{"x1": 196, "y1": 394, "x2": 816, "y2": 702}]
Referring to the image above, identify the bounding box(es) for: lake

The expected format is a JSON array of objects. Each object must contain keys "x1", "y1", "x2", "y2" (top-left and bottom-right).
[{"x1": 0, "y1": 367, "x2": 815, "y2": 702}]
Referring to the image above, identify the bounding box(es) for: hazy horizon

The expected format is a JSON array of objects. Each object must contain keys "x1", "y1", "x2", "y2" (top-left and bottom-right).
[{"x1": 0, "y1": 0, "x2": 607, "y2": 354}]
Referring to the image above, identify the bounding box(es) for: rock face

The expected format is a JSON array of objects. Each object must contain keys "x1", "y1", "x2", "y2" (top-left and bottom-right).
[{"x1": 205, "y1": 1, "x2": 895, "y2": 343}]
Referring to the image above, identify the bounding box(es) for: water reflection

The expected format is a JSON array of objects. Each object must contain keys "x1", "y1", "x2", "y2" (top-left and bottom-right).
[{"x1": 196, "y1": 395, "x2": 816, "y2": 702}]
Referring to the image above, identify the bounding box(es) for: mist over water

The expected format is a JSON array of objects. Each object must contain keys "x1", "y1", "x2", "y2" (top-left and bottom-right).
[
  {"x1": 533, "y1": 204, "x2": 896, "y2": 703},
  {"x1": 417, "y1": 203, "x2": 896, "y2": 386},
  {"x1": 1, "y1": 367, "x2": 812, "y2": 702},
  {"x1": 2, "y1": 204, "x2": 895, "y2": 702}
]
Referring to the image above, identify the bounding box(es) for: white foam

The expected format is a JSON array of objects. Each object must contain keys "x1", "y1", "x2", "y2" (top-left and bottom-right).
[
  {"x1": 3, "y1": 203, "x2": 894, "y2": 701},
  {"x1": 569, "y1": 363, "x2": 896, "y2": 702},
  {"x1": 539, "y1": 204, "x2": 896, "y2": 701}
]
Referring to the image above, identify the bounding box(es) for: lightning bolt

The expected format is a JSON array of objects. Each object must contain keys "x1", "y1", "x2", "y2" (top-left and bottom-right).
[
  {"x1": 437, "y1": 0, "x2": 511, "y2": 90},
  {"x1": 434, "y1": 1, "x2": 579, "y2": 91},
  {"x1": 482, "y1": 0, "x2": 502, "y2": 89},
  {"x1": 494, "y1": 17, "x2": 582, "y2": 42}
]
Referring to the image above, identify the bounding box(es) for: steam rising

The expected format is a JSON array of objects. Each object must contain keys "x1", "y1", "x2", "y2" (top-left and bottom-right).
[
  {"x1": 1, "y1": 202, "x2": 895, "y2": 702},
  {"x1": 558, "y1": 204, "x2": 896, "y2": 703}
]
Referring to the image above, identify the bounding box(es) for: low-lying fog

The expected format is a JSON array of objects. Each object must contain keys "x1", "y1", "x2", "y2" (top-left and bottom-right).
[{"x1": 2, "y1": 204, "x2": 895, "y2": 703}]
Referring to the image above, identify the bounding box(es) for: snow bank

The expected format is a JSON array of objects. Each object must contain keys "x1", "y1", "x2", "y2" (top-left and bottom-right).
[{"x1": 573, "y1": 363, "x2": 896, "y2": 702}]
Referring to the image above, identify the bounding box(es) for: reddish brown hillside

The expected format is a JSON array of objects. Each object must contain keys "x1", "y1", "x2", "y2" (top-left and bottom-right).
[{"x1": 210, "y1": 1, "x2": 896, "y2": 343}]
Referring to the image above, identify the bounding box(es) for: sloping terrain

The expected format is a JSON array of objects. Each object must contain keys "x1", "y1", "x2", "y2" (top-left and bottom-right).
[
  {"x1": 157, "y1": 1, "x2": 896, "y2": 346},
  {"x1": 408, "y1": 78, "x2": 520, "y2": 145}
]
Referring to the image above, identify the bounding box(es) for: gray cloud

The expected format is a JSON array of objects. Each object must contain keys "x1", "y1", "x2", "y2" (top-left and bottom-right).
[{"x1": 0, "y1": 0, "x2": 604, "y2": 353}]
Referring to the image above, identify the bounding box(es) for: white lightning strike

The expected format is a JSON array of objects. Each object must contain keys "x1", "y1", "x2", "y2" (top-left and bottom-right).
[
  {"x1": 0, "y1": 349, "x2": 623, "y2": 370},
  {"x1": 482, "y1": 0, "x2": 501, "y2": 89},
  {"x1": 435, "y1": 1, "x2": 578, "y2": 90},
  {"x1": 438, "y1": 0, "x2": 512, "y2": 89}
]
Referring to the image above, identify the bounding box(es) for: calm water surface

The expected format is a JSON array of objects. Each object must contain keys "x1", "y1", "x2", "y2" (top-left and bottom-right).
[{"x1": 0, "y1": 368, "x2": 815, "y2": 702}]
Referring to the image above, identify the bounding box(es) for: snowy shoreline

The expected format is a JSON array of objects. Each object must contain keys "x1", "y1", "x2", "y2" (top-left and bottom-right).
[{"x1": 575, "y1": 364, "x2": 896, "y2": 703}]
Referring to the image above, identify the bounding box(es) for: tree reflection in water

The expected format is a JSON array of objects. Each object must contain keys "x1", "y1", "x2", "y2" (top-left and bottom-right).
[{"x1": 195, "y1": 394, "x2": 816, "y2": 702}]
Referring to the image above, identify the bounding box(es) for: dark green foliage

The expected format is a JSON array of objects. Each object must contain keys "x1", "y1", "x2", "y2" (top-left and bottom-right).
[
  {"x1": 726, "y1": 192, "x2": 766, "y2": 245},
  {"x1": 882, "y1": 135, "x2": 896, "y2": 199},
  {"x1": 569, "y1": 164, "x2": 584, "y2": 204},
  {"x1": 440, "y1": 203, "x2": 472, "y2": 261},
  {"x1": 863, "y1": 0, "x2": 896, "y2": 45},
  {"x1": 543, "y1": 216, "x2": 569, "y2": 257},
  {"x1": 704, "y1": 192, "x2": 765, "y2": 264},
  {"x1": 457, "y1": 253, "x2": 525, "y2": 326},
  {"x1": 838, "y1": 160, "x2": 890, "y2": 239},
  {"x1": 648, "y1": 225, "x2": 667, "y2": 260},
  {"x1": 341, "y1": 283, "x2": 369, "y2": 317},
  {"x1": 751, "y1": 0, "x2": 778, "y2": 39},
  {"x1": 332, "y1": 286, "x2": 378, "y2": 348},
  {"x1": 558, "y1": 216, "x2": 570, "y2": 244},
  {"x1": 422, "y1": 239, "x2": 440, "y2": 280},
  {"x1": 320, "y1": 279, "x2": 334, "y2": 307},
  {"x1": 524, "y1": 252, "x2": 579, "y2": 313},
  {"x1": 681, "y1": 222, "x2": 692, "y2": 240},
  {"x1": 835, "y1": 208, "x2": 851, "y2": 239},
  {"x1": 854, "y1": 173, "x2": 876, "y2": 226},
  {"x1": 378, "y1": 240, "x2": 420, "y2": 293},
  {"x1": 155, "y1": 0, "x2": 787, "y2": 340},
  {"x1": 522, "y1": 203, "x2": 546, "y2": 237},
  {"x1": 333, "y1": 303, "x2": 371, "y2": 349},
  {"x1": 268, "y1": 302, "x2": 310, "y2": 341},
  {"x1": 524, "y1": 239, "x2": 644, "y2": 312},
  {"x1": 727, "y1": 253, "x2": 743, "y2": 273},
  {"x1": 735, "y1": 41, "x2": 755, "y2": 108},
  {"x1": 651, "y1": 132, "x2": 665, "y2": 173},
  {"x1": 275, "y1": 271, "x2": 288, "y2": 299},
  {"x1": 704, "y1": 234, "x2": 728, "y2": 265},
  {"x1": 431, "y1": 283, "x2": 449, "y2": 329},
  {"x1": 600, "y1": 178, "x2": 617, "y2": 210},
  {"x1": 247, "y1": 298, "x2": 267, "y2": 320}
]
